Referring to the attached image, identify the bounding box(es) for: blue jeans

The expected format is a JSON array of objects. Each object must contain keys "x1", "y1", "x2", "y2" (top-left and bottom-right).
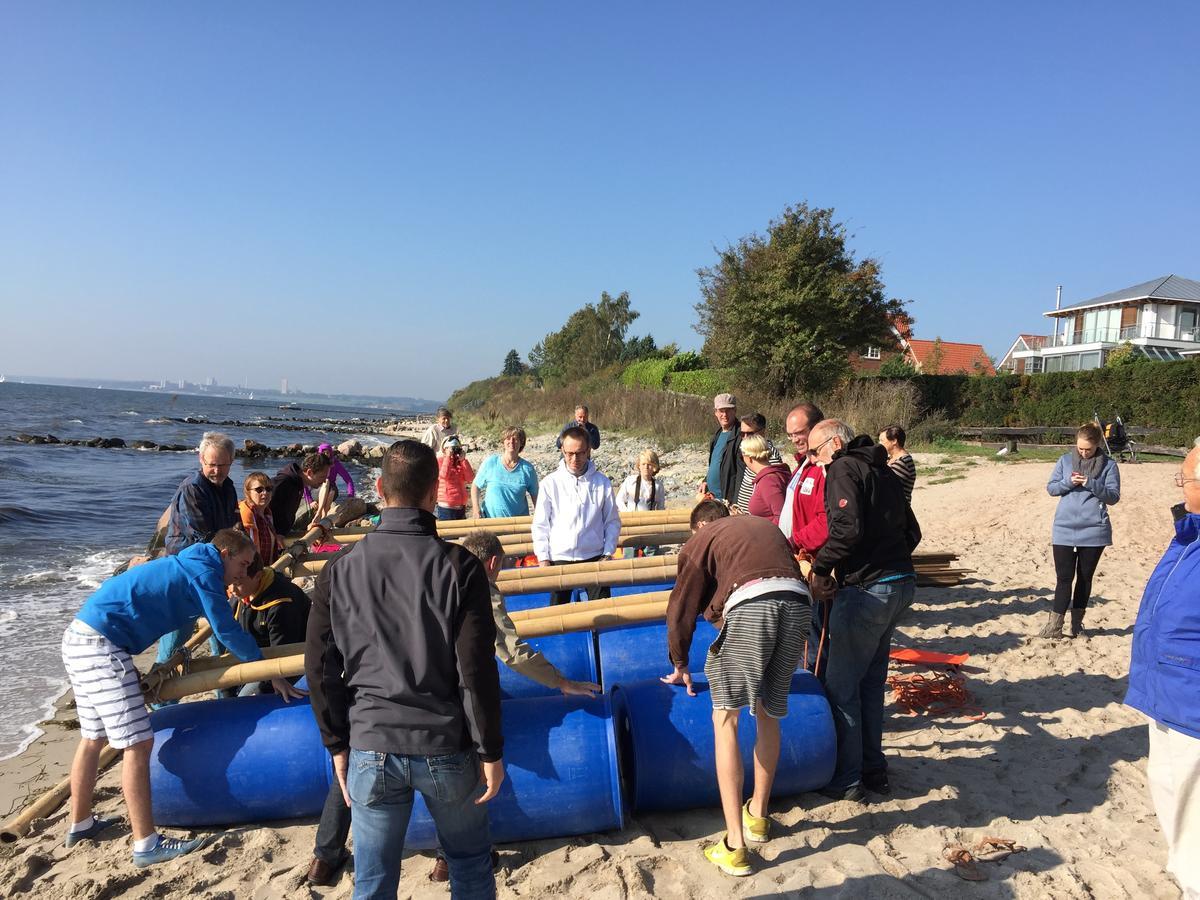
[
  {"x1": 436, "y1": 505, "x2": 467, "y2": 521},
  {"x1": 348, "y1": 747, "x2": 494, "y2": 900},
  {"x1": 822, "y1": 578, "x2": 916, "y2": 791}
]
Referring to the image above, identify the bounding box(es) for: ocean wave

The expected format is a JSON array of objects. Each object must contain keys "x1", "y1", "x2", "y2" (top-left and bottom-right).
[
  {"x1": 0, "y1": 679, "x2": 70, "y2": 762},
  {"x1": 73, "y1": 550, "x2": 134, "y2": 589},
  {"x1": 145, "y1": 417, "x2": 171, "y2": 424},
  {"x1": 123, "y1": 410, "x2": 138, "y2": 415},
  {"x1": 69, "y1": 419, "x2": 84, "y2": 424},
  {"x1": 0, "y1": 504, "x2": 38, "y2": 525},
  {"x1": 9, "y1": 549, "x2": 130, "y2": 590}
]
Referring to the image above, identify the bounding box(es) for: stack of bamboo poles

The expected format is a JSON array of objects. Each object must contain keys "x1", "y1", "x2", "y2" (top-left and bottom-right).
[
  {"x1": 145, "y1": 590, "x2": 671, "y2": 703},
  {"x1": 322, "y1": 508, "x2": 695, "y2": 545},
  {"x1": 294, "y1": 538, "x2": 970, "y2": 593}
]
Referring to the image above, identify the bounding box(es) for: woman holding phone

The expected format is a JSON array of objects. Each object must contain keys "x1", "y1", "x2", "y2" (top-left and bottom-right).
[{"x1": 1037, "y1": 422, "x2": 1121, "y2": 639}]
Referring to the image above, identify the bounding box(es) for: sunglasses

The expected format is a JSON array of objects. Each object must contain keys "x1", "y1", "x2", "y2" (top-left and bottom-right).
[
  {"x1": 810, "y1": 434, "x2": 837, "y2": 454},
  {"x1": 251, "y1": 486, "x2": 273, "y2": 494}
]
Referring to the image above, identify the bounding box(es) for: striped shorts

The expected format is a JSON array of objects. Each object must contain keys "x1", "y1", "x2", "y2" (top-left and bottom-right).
[
  {"x1": 704, "y1": 592, "x2": 811, "y2": 719},
  {"x1": 61, "y1": 620, "x2": 153, "y2": 749}
]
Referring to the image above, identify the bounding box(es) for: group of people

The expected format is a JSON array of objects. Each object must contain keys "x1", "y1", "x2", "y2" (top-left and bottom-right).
[{"x1": 51, "y1": 404, "x2": 1200, "y2": 898}]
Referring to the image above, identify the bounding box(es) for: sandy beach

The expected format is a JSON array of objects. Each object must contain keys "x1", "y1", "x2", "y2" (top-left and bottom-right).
[{"x1": 0, "y1": 441, "x2": 1184, "y2": 899}]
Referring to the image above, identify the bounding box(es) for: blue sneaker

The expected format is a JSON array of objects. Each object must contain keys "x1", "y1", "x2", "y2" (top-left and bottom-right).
[
  {"x1": 132, "y1": 835, "x2": 207, "y2": 868},
  {"x1": 64, "y1": 816, "x2": 119, "y2": 848}
]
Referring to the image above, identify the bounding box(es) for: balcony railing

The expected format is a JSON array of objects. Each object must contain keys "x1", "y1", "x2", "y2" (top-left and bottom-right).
[{"x1": 1047, "y1": 322, "x2": 1200, "y2": 348}]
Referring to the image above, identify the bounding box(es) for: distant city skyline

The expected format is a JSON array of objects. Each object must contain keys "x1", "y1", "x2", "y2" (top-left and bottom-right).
[{"x1": 3, "y1": 3, "x2": 1198, "y2": 398}]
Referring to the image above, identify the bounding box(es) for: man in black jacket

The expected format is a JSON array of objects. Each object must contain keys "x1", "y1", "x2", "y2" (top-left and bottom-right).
[
  {"x1": 809, "y1": 419, "x2": 920, "y2": 803},
  {"x1": 305, "y1": 440, "x2": 504, "y2": 898},
  {"x1": 270, "y1": 452, "x2": 332, "y2": 537}
]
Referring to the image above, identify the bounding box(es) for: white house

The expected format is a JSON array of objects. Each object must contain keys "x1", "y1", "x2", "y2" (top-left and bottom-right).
[{"x1": 1012, "y1": 275, "x2": 1200, "y2": 373}]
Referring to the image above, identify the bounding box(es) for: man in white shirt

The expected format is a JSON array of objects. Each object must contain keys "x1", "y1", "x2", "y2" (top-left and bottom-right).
[
  {"x1": 532, "y1": 426, "x2": 621, "y2": 605},
  {"x1": 419, "y1": 407, "x2": 457, "y2": 450}
]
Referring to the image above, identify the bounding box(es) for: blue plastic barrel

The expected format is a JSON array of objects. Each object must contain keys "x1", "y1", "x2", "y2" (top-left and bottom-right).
[
  {"x1": 502, "y1": 591, "x2": 553, "y2": 614},
  {"x1": 611, "y1": 673, "x2": 835, "y2": 812},
  {"x1": 405, "y1": 693, "x2": 624, "y2": 848},
  {"x1": 597, "y1": 618, "x2": 721, "y2": 691},
  {"x1": 149, "y1": 694, "x2": 332, "y2": 827},
  {"x1": 498, "y1": 629, "x2": 598, "y2": 699}
]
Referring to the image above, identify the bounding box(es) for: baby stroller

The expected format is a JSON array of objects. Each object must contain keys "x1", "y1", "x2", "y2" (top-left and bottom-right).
[{"x1": 1093, "y1": 411, "x2": 1138, "y2": 463}]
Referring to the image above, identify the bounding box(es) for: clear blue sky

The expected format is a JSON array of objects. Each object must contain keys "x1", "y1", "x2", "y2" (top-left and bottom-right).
[{"x1": 3, "y1": 2, "x2": 1197, "y2": 401}]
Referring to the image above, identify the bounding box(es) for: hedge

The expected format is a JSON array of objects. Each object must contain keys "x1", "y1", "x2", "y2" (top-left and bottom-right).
[
  {"x1": 621, "y1": 358, "x2": 674, "y2": 390},
  {"x1": 667, "y1": 368, "x2": 737, "y2": 397},
  {"x1": 900, "y1": 358, "x2": 1200, "y2": 438}
]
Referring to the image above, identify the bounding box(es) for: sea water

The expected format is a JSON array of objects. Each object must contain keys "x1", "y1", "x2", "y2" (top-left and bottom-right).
[{"x1": 0, "y1": 382, "x2": 402, "y2": 759}]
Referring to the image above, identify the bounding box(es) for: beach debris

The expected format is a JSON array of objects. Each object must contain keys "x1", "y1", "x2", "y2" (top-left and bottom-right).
[
  {"x1": 942, "y1": 844, "x2": 988, "y2": 881},
  {"x1": 887, "y1": 670, "x2": 984, "y2": 720}
]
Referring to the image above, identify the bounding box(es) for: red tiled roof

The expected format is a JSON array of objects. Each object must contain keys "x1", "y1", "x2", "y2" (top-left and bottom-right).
[
  {"x1": 907, "y1": 339, "x2": 996, "y2": 375},
  {"x1": 1018, "y1": 334, "x2": 1047, "y2": 349}
]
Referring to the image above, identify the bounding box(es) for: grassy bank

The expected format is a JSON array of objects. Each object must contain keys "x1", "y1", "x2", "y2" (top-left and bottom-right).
[{"x1": 448, "y1": 373, "x2": 958, "y2": 450}]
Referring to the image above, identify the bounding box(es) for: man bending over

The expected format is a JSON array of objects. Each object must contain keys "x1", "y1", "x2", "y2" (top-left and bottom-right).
[{"x1": 662, "y1": 501, "x2": 811, "y2": 877}]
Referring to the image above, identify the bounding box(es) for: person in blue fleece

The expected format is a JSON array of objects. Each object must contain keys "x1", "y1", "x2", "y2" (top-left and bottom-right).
[
  {"x1": 1124, "y1": 440, "x2": 1200, "y2": 897},
  {"x1": 60, "y1": 528, "x2": 304, "y2": 867}
]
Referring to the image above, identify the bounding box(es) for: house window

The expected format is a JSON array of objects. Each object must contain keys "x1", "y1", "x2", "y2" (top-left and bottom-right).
[
  {"x1": 1028, "y1": 357, "x2": 1043, "y2": 374},
  {"x1": 1079, "y1": 351, "x2": 1102, "y2": 370},
  {"x1": 1179, "y1": 308, "x2": 1198, "y2": 341},
  {"x1": 863, "y1": 347, "x2": 881, "y2": 360}
]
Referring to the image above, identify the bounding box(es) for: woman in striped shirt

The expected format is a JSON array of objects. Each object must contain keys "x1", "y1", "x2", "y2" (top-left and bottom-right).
[{"x1": 879, "y1": 424, "x2": 916, "y2": 503}]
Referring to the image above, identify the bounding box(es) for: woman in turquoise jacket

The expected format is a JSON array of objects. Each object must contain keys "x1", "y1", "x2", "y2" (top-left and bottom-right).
[{"x1": 1037, "y1": 422, "x2": 1121, "y2": 639}]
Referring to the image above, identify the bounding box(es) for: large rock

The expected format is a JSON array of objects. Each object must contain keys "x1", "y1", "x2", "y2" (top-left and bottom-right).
[
  {"x1": 365, "y1": 445, "x2": 386, "y2": 461},
  {"x1": 243, "y1": 439, "x2": 270, "y2": 456},
  {"x1": 337, "y1": 439, "x2": 362, "y2": 458}
]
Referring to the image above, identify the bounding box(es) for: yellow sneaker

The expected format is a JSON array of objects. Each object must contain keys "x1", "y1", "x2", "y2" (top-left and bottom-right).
[
  {"x1": 703, "y1": 838, "x2": 752, "y2": 876},
  {"x1": 742, "y1": 800, "x2": 770, "y2": 843}
]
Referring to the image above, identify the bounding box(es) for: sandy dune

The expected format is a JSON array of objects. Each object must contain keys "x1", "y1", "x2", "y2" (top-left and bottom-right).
[{"x1": 0, "y1": 450, "x2": 1185, "y2": 898}]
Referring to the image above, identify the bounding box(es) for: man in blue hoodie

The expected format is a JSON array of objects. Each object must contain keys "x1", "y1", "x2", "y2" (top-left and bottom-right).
[
  {"x1": 60, "y1": 528, "x2": 301, "y2": 867},
  {"x1": 1125, "y1": 441, "x2": 1200, "y2": 897}
]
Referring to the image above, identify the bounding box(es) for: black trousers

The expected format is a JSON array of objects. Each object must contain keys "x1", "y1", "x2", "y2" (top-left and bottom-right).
[
  {"x1": 313, "y1": 780, "x2": 352, "y2": 864},
  {"x1": 549, "y1": 555, "x2": 609, "y2": 606},
  {"x1": 1051, "y1": 545, "x2": 1105, "y2": 614}
]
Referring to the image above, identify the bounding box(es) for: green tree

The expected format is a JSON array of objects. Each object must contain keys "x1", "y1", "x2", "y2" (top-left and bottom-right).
[
  {"x1": 529, "y1": 291, "x2": 642, "y2": 383},
  {"x1": 878, "y1": 354, "x2": 918, "y2": 378},
  {"x1": 501, "y1": 349, "x2": 526, "y2": 376},
  {"x1": 923, "y1": 337, "x2": 946, "y2": 374},
  {"x1": 695, "y1": 203, "x2": 907, "y2": 396},
  {"x1": 1105, "y1": 341, "x2": 1141, "y2": 368}
]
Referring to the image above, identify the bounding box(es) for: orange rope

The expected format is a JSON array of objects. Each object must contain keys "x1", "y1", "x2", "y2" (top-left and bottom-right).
[{"x1": 887, "y1": 670, "x2": 985, "y2": 720}]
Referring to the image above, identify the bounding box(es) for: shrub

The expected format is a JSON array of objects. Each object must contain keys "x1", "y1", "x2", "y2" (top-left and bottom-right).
[
  {"x1": 621, "y1": 358, "x2": 674, "y2": 390},
  {"x1": 667, "y1": 368, "x2": 737, "y2": 397}
]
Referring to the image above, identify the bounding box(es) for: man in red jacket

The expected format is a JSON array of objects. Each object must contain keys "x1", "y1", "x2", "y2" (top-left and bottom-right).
[{"x1": 778, "y1": 402, "x2": 830, "y2": 674}]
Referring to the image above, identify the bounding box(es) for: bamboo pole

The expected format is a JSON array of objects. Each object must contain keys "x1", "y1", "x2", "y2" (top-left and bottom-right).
[
  {"x1": 1, "y1": 746, "x2": 122, "y2": 842},
  {"x1": 497, "y1": 566, "x2": 678, "y2": 596},
  {"x1": 331, "y1": 523, "x2": 695, "y2": 550},
  {"x1": 496, "y1": 554, "x2": 675, "y2": 582},
  {"x1": 155, "y1": 655, "x2": 306, "y2": 702},
  {"x1": 508, "y1": 591, "x2": 672, "y2": 622},
  {"x1": 497, "y1": 533, "x2": 690, "y2": 558},
  {"x1": 519, "y1": 601, "x2": 669, "y2": 636}
]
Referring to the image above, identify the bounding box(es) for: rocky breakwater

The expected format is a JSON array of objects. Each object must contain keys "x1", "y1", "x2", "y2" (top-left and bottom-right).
[{"x1": 3, "y1": 433, "x2": 392, "y2": 465}]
